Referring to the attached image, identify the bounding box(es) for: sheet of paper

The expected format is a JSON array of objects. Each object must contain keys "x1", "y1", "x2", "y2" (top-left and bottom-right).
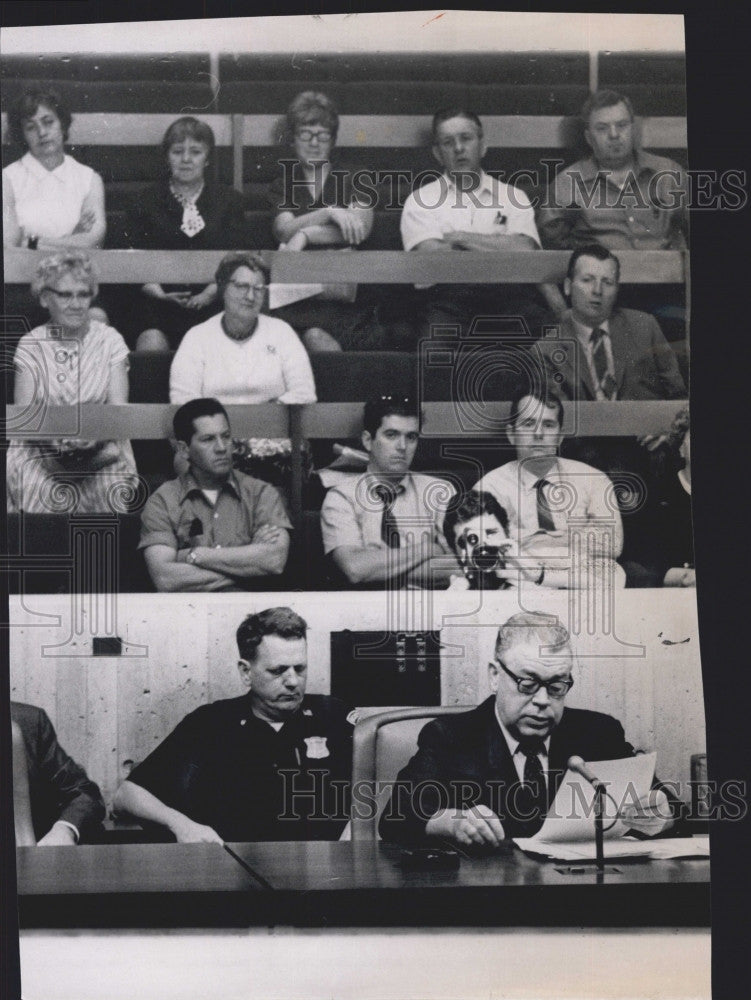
[
  {"x1": 520, "y1": 752, "x2": 657, "y2": 849},
  {"x1": 514, "y1": 835, "x2": 710, "y2": 862},
  {"x1": 267, "y1": 282, "x2": 325, "y2": 310}
]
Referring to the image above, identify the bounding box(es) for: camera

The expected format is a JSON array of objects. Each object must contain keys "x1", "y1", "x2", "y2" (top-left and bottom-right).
[{"x1": 459, "y1": 532, "x2": 509, "y2": 591}]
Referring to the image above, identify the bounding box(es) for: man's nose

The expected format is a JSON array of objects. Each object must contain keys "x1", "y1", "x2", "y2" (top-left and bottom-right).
[
  {"x1": 531, "y1": 686, "x2": 551, "y2": 707},
  {"x1": 283, "y1": 669, "x2": 299, "y2": 688}
]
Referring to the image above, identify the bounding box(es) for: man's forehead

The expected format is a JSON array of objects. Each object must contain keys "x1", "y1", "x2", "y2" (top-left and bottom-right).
[
  {"x1": 192, "y1": 414, "x2": 229, "y2": 437},
  {"x1": 378, "y1": 414, "x2": 419, "y2": 434},
  {"x1": 257, "y1": 634, "x2": 307, "y2": 662},
  {"x1": 515, "y1": 395, "x2": 559, "y2": 422},
  {"x1": 505, "y1": 640, "x2": 573, "y2": 675},
  {"x1": 573, "y1": 256, "x2": 619, "y2": 280},
  {"x1": 588, "y1": 102, "x2": 632, "y2": 125},
  {"x1": 436, "y1": 116, "x2": 482, "y2": 138}
]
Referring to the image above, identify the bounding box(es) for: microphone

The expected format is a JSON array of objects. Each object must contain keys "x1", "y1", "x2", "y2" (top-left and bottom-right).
[{"x1": 567, "y1": 755, "x2": 606, "y2": 791}]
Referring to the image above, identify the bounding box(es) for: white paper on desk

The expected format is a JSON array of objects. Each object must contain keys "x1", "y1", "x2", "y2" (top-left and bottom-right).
[
  {"x1": 514, "y1": 836, "x2": 709, "y2": 863},
  {"x1": 515, "y1": 752, "x2": 657, "y2": 855},
  {"x1": 268, "y1": 282, "x2": 325, "y2": 310}
]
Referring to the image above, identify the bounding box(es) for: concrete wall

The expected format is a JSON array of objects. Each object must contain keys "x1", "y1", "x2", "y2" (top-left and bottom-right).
[{"x1": 9, "y1": 589, "x2": 705, "y2": 809}]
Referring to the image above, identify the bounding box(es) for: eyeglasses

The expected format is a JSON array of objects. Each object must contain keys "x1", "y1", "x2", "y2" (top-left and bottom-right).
[
  {"x1": 495, "y1": 659, "x2": 574, "y2": 699},
  {"x1": 227, "y1": 280, "x2": 267, "y2": 298},
  {"x1": 43, "y1": 288, "x2": 94, "y2": 303},
  {"x1": 295, "y1": 129, "x2": 332, "y2": 143}
]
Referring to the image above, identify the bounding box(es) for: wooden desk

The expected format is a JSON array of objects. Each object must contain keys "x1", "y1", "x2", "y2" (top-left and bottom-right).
[
  {"x1": 17, "y1": 840, "x2": 710, "y2": 929},
  {"x1": 16, "y1": 843, "x2": 266, "y2": 928}
]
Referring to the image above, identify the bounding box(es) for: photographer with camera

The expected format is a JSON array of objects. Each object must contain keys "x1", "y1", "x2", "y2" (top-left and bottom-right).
[{"x1": 443, "y1": 490, "x2": 546, "y2": 591}]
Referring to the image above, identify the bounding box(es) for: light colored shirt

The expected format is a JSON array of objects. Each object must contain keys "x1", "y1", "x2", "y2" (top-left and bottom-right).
[
  {"x1": 3, "y1": 152, "x2": 96, "y2": 241},
  {"x1": 400, "y1": 170, "x2": 541, "y2": 250},
  {"x1": 475, "y1": 456, "x2": 624, "y2": 557},
  {"x1": 170, "y1": 312, "x2": 317, "y2": 405},
  {"x1": 320, "y1": 471, "x2": 454, "y2": 554},
  {"x1": 569, "y1": 315, "x2": 615, "y2": 401}
]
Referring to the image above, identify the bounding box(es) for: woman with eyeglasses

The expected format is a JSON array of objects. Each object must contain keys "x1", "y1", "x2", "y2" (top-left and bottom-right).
[
  {"x1": 124, "y1": 116, "x2": 252, "y2": 352},
  {"x1": 3, "y1": 87, "x2": 106, "y2": 250},
  {"x1": 7, "y1": 252, "x2": 138, "y2": 514},
  {"x1": 267, "y1": 91, "x2": 390, "y2": 352},
  {"x1": 170, "y1": 252, "x2": 316, "y2": 405},
  {"x1": 169, "y1": 252, "x2": 316, "y2": 490}
]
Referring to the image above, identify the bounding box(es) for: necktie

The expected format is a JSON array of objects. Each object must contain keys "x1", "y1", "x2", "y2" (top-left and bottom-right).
[
  {"x1": 374, "y1": 483, "x2": 402, "y2": 549},
  {"x1": 534, "y1": 478, "x2": 556, "y2": 532},
  {"x1": 517, "y1": 737, "x2": 547, "y2": 834},
  {"x1": 590, "y1": 328, "x2": 617, "y2": 400}
]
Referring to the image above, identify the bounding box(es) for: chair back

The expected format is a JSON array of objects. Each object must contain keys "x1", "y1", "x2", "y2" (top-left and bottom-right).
[
  {"x1": 11, "y1": 721, "x2": 36, "y2": 847},
  {"x1": 350, "y1": 705, "x2": 473, "y2": 841}
]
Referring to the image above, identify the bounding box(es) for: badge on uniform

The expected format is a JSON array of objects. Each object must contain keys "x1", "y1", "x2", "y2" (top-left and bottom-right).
[{"x1": 304, "y1": 736, "x2": 330, "y2": 759}]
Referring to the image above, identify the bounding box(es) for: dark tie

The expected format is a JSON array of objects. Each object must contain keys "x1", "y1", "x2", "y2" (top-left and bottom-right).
[
  {"x1": 534, "y1": 478, "x2": 556, "y2": 532},
  {"x1": 374, "y1": 483, "x2": 402, "y2": 549},
  {"x1": 590, "y1": 328, "x2": 617, "y2": 400},
  {"x1": 517, "y1": 737, "x2": 548, "y2": 834}
]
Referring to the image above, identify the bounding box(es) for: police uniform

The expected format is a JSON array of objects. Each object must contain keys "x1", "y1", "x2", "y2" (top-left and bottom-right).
[{"x1": 126, "y1": 694, "x2": 353, "y2": 841}]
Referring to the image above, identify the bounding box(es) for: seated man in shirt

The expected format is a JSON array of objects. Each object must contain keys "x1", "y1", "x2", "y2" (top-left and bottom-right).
[
  {"x1": 474, "y1": 388, "x2": 625, "y2": 589},
  {"x1": 113, "y1": 607, "x2": 353, "y2": 842},
  {"x1": 535, "y1": 245, "x2": 686, "y2": 401},
  {"x1": 11, "y1": 701, "x2": 105, "y2": 846},
  {"x1": 320, "y1": 396, "x2": 457, "y2": 588},
  {"x1": 139, "y1": 398, "x2": 291, "y2": 591},
  {"x1": 537, "y1": 90, "x2": 688, "y2": 252},
  {"x1": 400, "y1": 106, "x2": 562, "y2": 339},
  {"x1": 380, "y1": 612, "x2": 675, "y2": 845}
]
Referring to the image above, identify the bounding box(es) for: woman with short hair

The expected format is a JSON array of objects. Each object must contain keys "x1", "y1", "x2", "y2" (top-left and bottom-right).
[
  {"x1": 7, "y1": 251, "x2": 139, "y2": 514},
  {"x1": 125, "y1": 116, "x2": 253, "y2": 352},
  {"x1": 268, "y1": 91, "x2": 393, "y2": 352},
  {"x1": 3, "y1": 86, "x2": 106, "y2": 250}
]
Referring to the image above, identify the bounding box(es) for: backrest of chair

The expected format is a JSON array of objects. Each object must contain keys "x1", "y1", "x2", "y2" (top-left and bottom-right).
[
  {"x1": 351, "y1": 705, "x2": 473, "y2": 841},
  {"x1": 11, "y1": 720, "x2": 36, "y2": 847}
]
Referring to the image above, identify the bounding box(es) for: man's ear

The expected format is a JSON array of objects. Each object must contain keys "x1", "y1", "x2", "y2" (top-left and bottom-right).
[
  {"x1": 563, "y1": 276, "x2": 572, "y2": 299},
  {"x1": 505, "y1": 423, "x2": 516, "y2": 447},
  {"x1": 237, "y1": 659, "x2": 252, "y2": 688},
  {"x1": 361, "y1": 429, "x2": 372, "y2": 454},
  {"x1": 431, "y1": 142, "x2": 443, "y2": 168},
  {"x1": 488, "y1": 660, "x2": 500, "y2": 692}
]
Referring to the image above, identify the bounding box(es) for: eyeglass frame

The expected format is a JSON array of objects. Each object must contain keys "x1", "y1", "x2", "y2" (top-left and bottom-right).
[
  {"x1": 226, "y1": 279, "x2": 268, "y2": 298},
  {"x1": 294, "y1": 128, "x2": 333, "y2": 143},
  {"x1": 493, "y1": 658, "x2": 574, "y2": 699},
  {"x1": 42, "y1": 287, "x2": 94, "y2": 303}
]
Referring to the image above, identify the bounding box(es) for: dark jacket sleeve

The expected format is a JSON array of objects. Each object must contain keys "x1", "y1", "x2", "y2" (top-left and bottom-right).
[
  {"x1": 378, "y1": 719, "x2": 458, "y2": 844},
  {"x1": 26, "y1": 707, "x2": 105, "y2": 841}
]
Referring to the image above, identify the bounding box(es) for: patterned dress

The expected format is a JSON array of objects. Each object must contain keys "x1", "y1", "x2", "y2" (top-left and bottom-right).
[{"x1": 6, "y1": 321, "x2": 139, "y2": 514}]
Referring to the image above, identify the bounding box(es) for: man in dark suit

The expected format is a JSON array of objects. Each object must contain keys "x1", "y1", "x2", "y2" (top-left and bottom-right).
[
  {"x1": 379, "y1": 612, "x2": 674, "y2": 846},
  {"x1": 11, "y1": 701, "x2": 105, "y2": 845},
  {"x1": 535, "y1": 244, "x2": 686, "y2": 401}
]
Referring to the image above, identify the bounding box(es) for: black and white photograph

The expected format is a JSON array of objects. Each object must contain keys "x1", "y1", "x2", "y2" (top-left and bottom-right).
[{"x1": 0, "y1": 7, "x2": 737, "y2": 999}]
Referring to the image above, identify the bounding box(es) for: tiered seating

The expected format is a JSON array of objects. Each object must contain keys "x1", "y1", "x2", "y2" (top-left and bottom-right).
[{"x1": 2, "y1": 51, "x2": 687, "y2": 252}]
